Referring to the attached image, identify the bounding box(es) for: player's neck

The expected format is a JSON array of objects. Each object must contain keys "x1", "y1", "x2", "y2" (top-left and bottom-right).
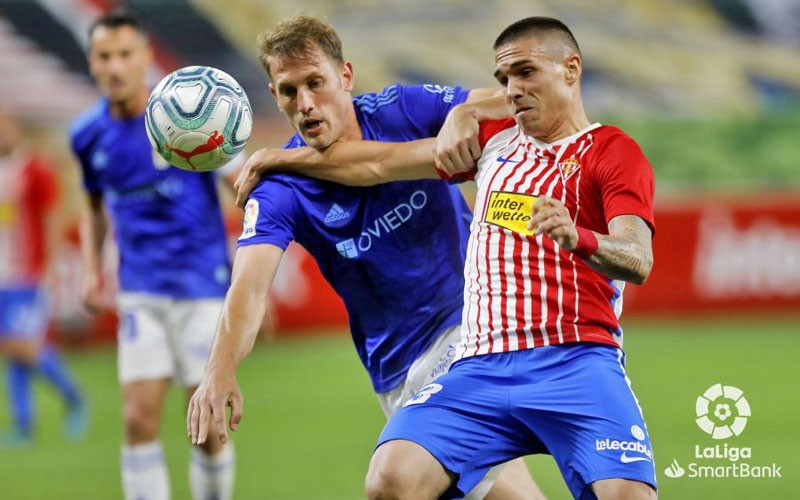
[
  {"x1": 108, "y1": 86, "x2": 150, "y2": 119},
  {"x1": 339, "y1": 104, "x2": 364, "y2": 142}
]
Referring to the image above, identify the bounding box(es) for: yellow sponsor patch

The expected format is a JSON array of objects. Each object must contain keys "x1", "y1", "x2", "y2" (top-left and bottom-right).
[{"x1": 483, "y1": 191, "x2": 537, "y2": 235}]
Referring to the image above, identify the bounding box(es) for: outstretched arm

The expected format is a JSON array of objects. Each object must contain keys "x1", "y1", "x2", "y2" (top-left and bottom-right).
[
  {"x1": 528, "y1": 196, "x2": 653, "y2": 284},
  {"x1": 233, "y1": 138, "x2": 439, "y2": 205},
  {"x1": 187, "y1": 243, "x2": 284, "y2": 445}
]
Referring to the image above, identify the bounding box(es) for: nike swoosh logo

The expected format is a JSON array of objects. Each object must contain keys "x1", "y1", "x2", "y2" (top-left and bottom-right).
[
  {"x1": 620, "y1": 453, "x2": 652, "y2": 464},
  {"x1": 496, "y1": 156, "x2": 514, "y2": 163}
]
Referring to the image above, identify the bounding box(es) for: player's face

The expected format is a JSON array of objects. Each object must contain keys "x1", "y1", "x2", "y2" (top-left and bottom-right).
[
  {"x1": 268, "y1": 49, "x2": 356, "y2": 150},
  {"x1": 493, "y1": 36, "x2": 577, "y2": 141},
  {"x1": 88, "y1": 25, "x2": 152, "y2": 105}
]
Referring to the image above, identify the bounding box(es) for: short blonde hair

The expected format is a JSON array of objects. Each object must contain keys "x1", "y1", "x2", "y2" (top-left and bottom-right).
[{"x1": 257, "y1": 14, "x2": 343, "y2": 79}]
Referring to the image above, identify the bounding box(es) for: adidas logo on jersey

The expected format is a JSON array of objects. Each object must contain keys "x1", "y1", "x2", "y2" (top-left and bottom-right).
[{"x1": 324, "y1": 204, "x2": 351, "y2": 226}]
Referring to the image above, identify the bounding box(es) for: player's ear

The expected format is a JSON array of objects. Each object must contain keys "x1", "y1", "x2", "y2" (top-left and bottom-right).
[
  {"x1": 341, "y1": 61, "x2": 354, "y2": 92},
  {"x1": 268, "y1": 83, "x2": 277, "y2": 100},
  {"x1": 564, "y1": 54, "x2": 581, "y2": 85}
]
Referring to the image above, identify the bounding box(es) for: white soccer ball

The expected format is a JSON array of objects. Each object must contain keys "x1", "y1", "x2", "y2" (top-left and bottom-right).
[{"x1": 145, "y1": 65, "x2": 253, "y2": 172}]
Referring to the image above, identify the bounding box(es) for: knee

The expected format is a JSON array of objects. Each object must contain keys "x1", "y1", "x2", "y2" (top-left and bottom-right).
[
  {"x1": 122, "y1": 400, "x2": 159, "y2": 442},
  {"x1": 593, "y1": 479, "x2": 657, "y2": 500},
  {"x1": 365, "y1": 463, "x2": 408, "y2": 500}
]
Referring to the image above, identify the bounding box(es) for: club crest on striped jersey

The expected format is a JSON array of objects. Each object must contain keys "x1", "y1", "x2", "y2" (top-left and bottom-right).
[
  {"x1": 483, "y1": 191, "x2": 538, "y2": 235},
  {"x1": 558, "y1": 156, "x2": 581, "y2": 181}
]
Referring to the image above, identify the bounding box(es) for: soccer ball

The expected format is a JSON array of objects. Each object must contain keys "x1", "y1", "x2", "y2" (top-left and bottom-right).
[{"x1": 145, "y1": 66, "x2": 253, "y2": 172}]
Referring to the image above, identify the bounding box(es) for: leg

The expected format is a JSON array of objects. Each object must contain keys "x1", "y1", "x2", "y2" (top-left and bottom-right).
[
  {"x1": 484, "y1": 458, "x2": 547, "y2": 500},
  {"x1": 121, "y1": 378, "x2": 171, "y2": 500},
  {"x1": 0, "y1": 338, "x2": 39, "y2": 447},
  {"x1": 1, "y1": 356, "x2": 33, "y2": 447},
  {"x1": 366, "y1": 440, "x2": 454, "y2": 500},
  {"x1": 185, "y1": 386, "x2": 235, "y2": 500},
  {"x1": 381, "y1": 326, "x2": 546, "y2": 500},
  {"x1": 174, "y1": 298, "x2": 235, "y2": 500},
  {"x1": 592, "y1": 479, "x2": 657, "y2": 500}
]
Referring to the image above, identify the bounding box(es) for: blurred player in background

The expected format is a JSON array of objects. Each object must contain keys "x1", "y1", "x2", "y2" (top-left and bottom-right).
[
  {"x1": 199, "y1": 16, "x2": 659, "y2": 500},
  {"x1": 70, "y1": 9, "x2": 235, "y2": 500},
  {"x1": 0, "y1": 111, "x2": 87, "y2": 449},
  {"x1": 187, "y1": 14, "x2": 543, "y2": 500}
]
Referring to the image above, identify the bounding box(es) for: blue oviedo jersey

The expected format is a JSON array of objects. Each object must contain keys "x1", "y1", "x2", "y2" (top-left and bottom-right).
[
  {"x1": 71, "y1": 98, "x2": 230, "y2": 298},
  {"x1": 239, "y1": 84, "x2": 472, "y2": 392}
]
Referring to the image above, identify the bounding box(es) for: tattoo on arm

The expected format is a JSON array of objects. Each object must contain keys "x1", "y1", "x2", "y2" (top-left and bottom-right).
[{"x1": 588, "y1": 216, "x2": 653, "y2": 284}]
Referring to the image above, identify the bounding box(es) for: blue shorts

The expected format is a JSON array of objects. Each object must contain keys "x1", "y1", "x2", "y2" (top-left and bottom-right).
[
  {"x1": 0, "y1": 288, "x2": 49, "y2": 341},
  {"x1": 377, "y1": 343, "x2": 657, "y2": 499}
]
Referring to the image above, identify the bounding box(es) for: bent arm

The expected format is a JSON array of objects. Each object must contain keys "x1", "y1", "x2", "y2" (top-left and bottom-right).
[
  {"x1": 251, "y1": 138, "x2": 440, "y2": 187},
  {"x1": 587, "y1": 215, "x2": 653, "y2": 284}
]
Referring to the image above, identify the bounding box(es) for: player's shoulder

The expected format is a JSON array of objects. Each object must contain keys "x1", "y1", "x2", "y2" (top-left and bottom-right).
[
  {"x1": 478, "y1": 118, "x2": 517, "y2": 148},
  {"x1": 352, "y1": 83, "x2": 404, "y2": 115},
  {"x1": 250, "y1": 171, "x2": 324, "y2": 202},
  {"x1": 69, "y1": 98, "x2": 109, "y2": 151},
  {"x1": 592, "y1": 124, "x2": 641, "y2": 149}
]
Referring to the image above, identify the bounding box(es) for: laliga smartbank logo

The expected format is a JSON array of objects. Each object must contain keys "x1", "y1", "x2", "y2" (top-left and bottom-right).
[
  {"x1": 695, "y1": 383, "x2": 750, "y2": 439},
  {"x1": 662, "y1": 384, "x2": 782, "y2": 480}
]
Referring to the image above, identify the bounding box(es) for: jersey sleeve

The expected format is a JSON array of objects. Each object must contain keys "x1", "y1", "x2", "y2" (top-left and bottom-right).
[
  {"x1": 593, "y1": 133, "x2": 656, "y2": 234},
  {"x1": 69, "y1": 121, "x2": 102, "y2": 195},
  {"x1": 236, "y1": 177, "x2": 300, "y2": 251},
  {"x1": 392, "y1": 84, "x2": 470, "y2": 137}
]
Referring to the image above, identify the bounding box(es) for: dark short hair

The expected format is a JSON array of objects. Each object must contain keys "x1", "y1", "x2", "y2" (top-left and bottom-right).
[
  {"x1": 88, "y1": 8, "x2": 146, "y2": 39},
  {"x1": 257, "y1": 14, "x2": 343, "y2": 78},
  {"x1": 494, "y1": 16, "x2": 580, "y2": 56}
]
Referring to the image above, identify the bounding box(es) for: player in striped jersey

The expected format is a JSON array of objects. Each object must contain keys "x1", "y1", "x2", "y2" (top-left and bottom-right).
[
  {"x1": 228, "y1": 16, "x2": 658, "y2": 500},
  {"x1": 186, "y1": 14, "x2": 542, "y2": 500}
]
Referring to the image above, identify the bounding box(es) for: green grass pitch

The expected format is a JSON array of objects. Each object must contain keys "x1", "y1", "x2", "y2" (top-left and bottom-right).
[{"x1": 1, "y1": 316, "x2": 798, "y2": 499}]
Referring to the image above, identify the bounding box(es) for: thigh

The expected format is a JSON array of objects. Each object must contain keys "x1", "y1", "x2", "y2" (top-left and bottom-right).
[
  {"x1": 378, "y1": 354, "x2": 537, "y2": 499},
  {"x1": 170, "y1": 299, "x2": 223, "y2": 387},
  {"x1": 117, "y1": 294, "x2": 175, "y2": 384},
  {"x1": 515, "y1": 344, "x2": 657, "y2": 500}
]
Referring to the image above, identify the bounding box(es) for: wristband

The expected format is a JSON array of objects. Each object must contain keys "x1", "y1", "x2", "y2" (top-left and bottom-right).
[{"x1": 573, "y1": 226, "x2": 598, "y2": 259}]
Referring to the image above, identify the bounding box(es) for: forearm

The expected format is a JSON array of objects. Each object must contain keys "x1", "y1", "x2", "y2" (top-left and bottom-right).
[
  {"x1": 586, "y1": 233, "x2": 653, "y2": 284},
  {"x1": 205, "y1": 287, "x2": 265, "y2": 373},
  {"x1": 457, "y1": 92, "x2": 510, "y2": 122},
  {"x1": 246, "y1": 139, "x2": 438, "y2": 187},
  {"x1": 582, "y1": 216, "x2": 653, "y2": 284},
  {"x1": 79, "y1": 202, "x2": 107, "y2": 276}
]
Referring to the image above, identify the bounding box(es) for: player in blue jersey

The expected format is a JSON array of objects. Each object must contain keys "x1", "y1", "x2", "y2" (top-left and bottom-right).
[
  {"x1": 70, "y1": 9, "x2": 235, "y2": 500},
  {"x1": 186, "y1": 14, "x2": 543, "y2": 499}
]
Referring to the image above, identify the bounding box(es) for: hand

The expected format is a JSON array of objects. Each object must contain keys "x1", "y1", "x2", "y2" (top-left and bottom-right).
[
  {"x1": 187, "y1": 367, "x2": 243, "y2": 445},
  {"x1": 81, "y1": 272, "x2": 106, "y2": 313},
  {"x1": 435, "y1": 105, "x2": 481, "y2": 176},
  {"x1": 234, "y1": 148, "x2": 283, "y2": 208},
  {"x1": 528, "y1": 196, "x2": 578, "y2": 250}
]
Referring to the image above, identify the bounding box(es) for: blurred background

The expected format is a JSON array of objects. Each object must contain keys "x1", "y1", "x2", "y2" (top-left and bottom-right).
[{"x1": 0, "y1": 0, "x2": 798, "y2": 499}]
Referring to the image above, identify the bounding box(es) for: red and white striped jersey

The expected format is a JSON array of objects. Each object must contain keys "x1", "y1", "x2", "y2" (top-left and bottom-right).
[
  {"x1": 443, "y1": 119, "x2": 655, "y2": 360},
  {"x1": 0, "y1": 148, "x2": 58, "y2": 286}
]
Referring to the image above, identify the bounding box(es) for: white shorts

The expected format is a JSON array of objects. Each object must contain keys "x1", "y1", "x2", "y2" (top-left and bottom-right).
[
  {"x1": 116, "y1": 293, "x2": 223, "y2": 387},
  {"x1": 376, "y1": 324, "x2": 506, "y2": 500},
  {"x1": 377, "y1": 324, "x2": 460, "y2": 417}
]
